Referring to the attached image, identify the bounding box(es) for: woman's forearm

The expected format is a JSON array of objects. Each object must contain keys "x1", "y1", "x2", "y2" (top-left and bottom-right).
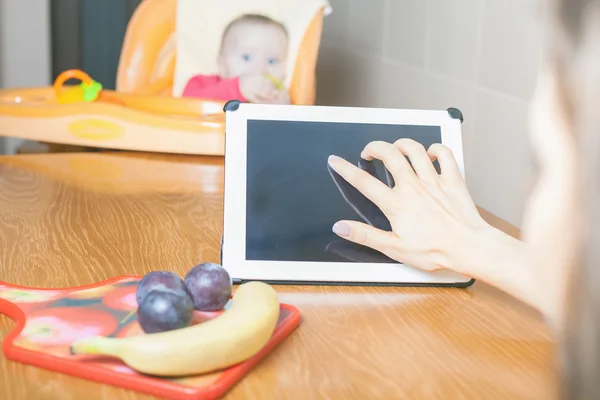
[{"x1": 458, "y1": 226, "x2": 540, "y2": 314}]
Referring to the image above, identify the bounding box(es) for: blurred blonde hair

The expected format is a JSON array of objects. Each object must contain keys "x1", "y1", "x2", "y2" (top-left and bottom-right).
[{"x1": 548, "y1": 0, "x2": 600, "y2": 398}]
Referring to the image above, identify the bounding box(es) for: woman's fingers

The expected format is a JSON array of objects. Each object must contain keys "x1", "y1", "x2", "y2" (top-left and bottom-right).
[
  {"x1": 360, "y1": 141, "x2": 414, "y2": 183},
  {"x1": 328, "y1": 155, "x2": 393, "y2": 213},
  {"x1": 355, "y1": 139, "x2": 464, "y2": 188},
  {"x1": 359, "y1": 148, "x2": 395, "y2": 188},
  {"x1": 360, "y1": 139, "x2": 441, "y2": 184},
  {"x1": 361, "y1": 140, "x2": 463, "y2": 185},
  {"x1": 332, "y1": 220, "x2": 400, "y2": 257},
  {"x1": 357, "y1": 158, "x2": 378, "y2": 179},
  {"x1": 392, "y1": 139, "x2": 440, "y2": 182},
  {"x1": 427, "y1": 144, "x2": 463, "y2": 184}
]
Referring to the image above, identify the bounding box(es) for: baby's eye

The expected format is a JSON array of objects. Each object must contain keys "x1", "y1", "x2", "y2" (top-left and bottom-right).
[
  {"x1": 242, "y1": 54, "x2": 253, "y2": 62},
  {"x1": 267, "y1": 58, "x2": 278, "y2": 65}
]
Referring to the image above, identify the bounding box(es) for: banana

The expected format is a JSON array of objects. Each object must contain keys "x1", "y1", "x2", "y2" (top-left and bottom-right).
[{"x1": 70, "y1": 281, "x2": 281, "y2": 377}]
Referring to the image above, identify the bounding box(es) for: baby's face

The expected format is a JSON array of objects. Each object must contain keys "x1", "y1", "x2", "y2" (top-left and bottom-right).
[{"x1": 218, "y1": 22, "x2": 288, "y2": 82}]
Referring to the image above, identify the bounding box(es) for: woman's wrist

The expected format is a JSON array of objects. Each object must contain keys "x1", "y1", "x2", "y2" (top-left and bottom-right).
[{"x1": 456, "y1": 224, "x2": 540, "y2": 313}]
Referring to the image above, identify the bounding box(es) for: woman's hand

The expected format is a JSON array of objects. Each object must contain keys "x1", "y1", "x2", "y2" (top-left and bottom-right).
[
  {"x1": 327, "y1": 139, "x2": 539, "y2": 313},
  {"x1": 327, "y1": 139, "x2": 540, "y2": 310},
  {"x1": 328, "y1": 139, "x2": 491, "y2": 272}
]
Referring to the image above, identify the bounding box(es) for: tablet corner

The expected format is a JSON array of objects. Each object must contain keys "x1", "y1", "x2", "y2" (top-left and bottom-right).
[{"x1": 446, "y1": 107, "x2": 464, "y2": 123}]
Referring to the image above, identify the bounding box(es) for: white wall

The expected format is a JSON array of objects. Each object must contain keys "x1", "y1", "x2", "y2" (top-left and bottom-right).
[
  {"x1": 316, "y1": 0, "x2": 544, "y2": 226},
  {"x1": 0, "y1": 0, "x2": 52, "y2": 154}
]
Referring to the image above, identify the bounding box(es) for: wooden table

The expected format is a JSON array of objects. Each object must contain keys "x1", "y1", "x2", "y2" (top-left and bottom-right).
[{"x1": 0, "y1": 152, "x2": 556, "y2": 399}]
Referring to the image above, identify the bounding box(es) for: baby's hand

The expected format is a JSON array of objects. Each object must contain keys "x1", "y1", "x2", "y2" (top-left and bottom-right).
[
  {"x1": 269, "y1": 89, "x2": 291, "y2": 105},
  {"x1": 239, "y1": 75, "x2": 276, "y2": 103}
]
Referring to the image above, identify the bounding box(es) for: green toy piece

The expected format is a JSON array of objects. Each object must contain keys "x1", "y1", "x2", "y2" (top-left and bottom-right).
[{"x1": 80, "y1": 80, "x2": 103, "y2": 102}]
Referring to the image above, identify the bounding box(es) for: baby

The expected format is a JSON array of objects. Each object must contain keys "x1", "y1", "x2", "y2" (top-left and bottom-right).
[{"x1": 182, "y1": 14, "x2": 290, "y2": 104}]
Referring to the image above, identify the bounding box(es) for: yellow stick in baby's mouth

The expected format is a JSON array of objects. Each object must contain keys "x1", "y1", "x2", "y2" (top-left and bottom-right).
[{"x1": 265, "y1": 74, "x2": 284, "y2": 90}]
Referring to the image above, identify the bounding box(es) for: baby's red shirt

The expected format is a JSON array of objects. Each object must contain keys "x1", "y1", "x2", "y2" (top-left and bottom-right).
[{"x1": 181, "y1": 75, "x2": 247, "y2": 102}]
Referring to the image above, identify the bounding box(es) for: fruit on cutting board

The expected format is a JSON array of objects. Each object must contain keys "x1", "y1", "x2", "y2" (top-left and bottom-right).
[
  {"x1": 135, "y1": 271, "x2": 188, "y2": 305},
  {"x1": 184, "y1": 263, "x2": 232, "y2": 311},
  {"x1": 132, "y1": 264, "x2": 233, "y2": 334},
  {"x1": 70, "y1": 281, "x2": 280, "y2": 377},
  {"x1": 137, "y1": 289, "x2": 194, "y2": 333}
]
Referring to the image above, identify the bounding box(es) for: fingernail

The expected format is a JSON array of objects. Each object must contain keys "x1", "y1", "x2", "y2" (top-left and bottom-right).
[
  {"x1": 332, "y1": 222, "x2": 351, "y2": 237},
  {"x1": 328, "y1": 155, "x2": 342, "y2": 165}
]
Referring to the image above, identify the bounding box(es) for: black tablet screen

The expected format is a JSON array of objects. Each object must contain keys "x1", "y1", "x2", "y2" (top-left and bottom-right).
[{"x1": 245, "y1": 119, "x2": 442, "y2": 263}]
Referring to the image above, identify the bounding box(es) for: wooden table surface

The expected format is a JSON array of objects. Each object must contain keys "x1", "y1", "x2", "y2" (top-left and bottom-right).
[{"x1": 0, "y1": 152, "x2": 556, "y2": 400}]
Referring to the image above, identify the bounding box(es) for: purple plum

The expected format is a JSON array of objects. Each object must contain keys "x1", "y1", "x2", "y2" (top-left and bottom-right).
[
  {"x1": 136, "y1": 271, "x2": 187, "y2": 306},
  {"x1": 137, "y1": 289, "x2": 194, "y2": 333},
  {"x1": 184, "y1": 263, "x2": 232, "y2": 311}
]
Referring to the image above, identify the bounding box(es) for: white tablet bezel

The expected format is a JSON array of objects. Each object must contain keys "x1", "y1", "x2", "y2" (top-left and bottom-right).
[{"x1": 222, "y1": 102, "x2": 473, "y2": 286}]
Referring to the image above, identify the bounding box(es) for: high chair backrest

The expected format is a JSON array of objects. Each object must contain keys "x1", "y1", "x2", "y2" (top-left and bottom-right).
[{"x1": 116, "y1": 0, "x2": 330, "y2": 105}]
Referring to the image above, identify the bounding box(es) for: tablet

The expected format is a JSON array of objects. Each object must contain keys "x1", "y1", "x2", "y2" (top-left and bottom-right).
[{"x1": 221, "y1": 101, "x2": 474, "y2": 287}]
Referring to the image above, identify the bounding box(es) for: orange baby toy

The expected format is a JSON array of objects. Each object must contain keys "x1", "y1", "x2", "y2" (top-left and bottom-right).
[{"x1": 53, "y1": 70, "x2": 103, "y2": 105}]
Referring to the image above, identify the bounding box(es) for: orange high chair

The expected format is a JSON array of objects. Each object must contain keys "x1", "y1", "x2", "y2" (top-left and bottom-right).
[{"x1": 0, "y1": 0, "x2": 330, "y2": 156}]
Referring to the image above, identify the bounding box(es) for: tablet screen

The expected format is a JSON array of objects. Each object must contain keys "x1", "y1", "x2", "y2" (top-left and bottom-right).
[{"x1": 245, "y1": 119, "x2": 442, "y2": 263}]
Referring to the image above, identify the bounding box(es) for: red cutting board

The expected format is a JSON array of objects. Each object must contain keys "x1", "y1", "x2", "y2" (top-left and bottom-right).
[{"x1": 0, "y1": 276, "x2": 301, "y2": 399}]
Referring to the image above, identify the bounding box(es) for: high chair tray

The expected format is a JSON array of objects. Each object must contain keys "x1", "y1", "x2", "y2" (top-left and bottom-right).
[{"x1": 0, "y1": 276, "x2": 301, "y2": 400}]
